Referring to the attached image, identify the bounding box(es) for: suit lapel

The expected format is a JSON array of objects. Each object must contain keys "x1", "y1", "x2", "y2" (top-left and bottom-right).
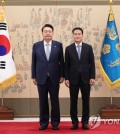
[
  {"x1": 80, "y1": 42, "x2": 84, "y2": 61},
  {"x1": 49, "y1": 40, "x2": 55, "y2": 61}
]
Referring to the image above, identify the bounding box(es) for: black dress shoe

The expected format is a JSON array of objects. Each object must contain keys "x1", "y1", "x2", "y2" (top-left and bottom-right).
[
  {"x1": 39, "y1": 125, "x2": 48, "y2": 130},
  {"x1": 82, "y1": 124, "x2": 89, "y2": 130},
  {"x1": 52, "y1": 126, "x2": 59, "y2": 130},
  {"x1": 71, "y1": 124, "x2": 78, "y2": 130}
]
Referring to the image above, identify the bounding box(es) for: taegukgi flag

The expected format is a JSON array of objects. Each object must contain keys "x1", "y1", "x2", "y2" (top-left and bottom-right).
[{"x1": 0, "y1": 8, "x2": 16, "y2": 90}]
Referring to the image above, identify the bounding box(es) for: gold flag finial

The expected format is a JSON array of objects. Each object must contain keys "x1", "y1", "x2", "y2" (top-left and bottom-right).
[
  {"x1": 1, "y1": 0, "x2": 5, "y2": 5},
  {"x1": 109, "y1": 0, "x2": 114, "y2": 21},
  {"x1": 0, "y1": 0, "x2": 5, "y2": 22},
  {"x1": 109, "y1": 0, "x2": 113, "y2": 4}
]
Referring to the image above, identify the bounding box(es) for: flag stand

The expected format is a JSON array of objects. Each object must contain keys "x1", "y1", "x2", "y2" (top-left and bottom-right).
[
  {"x1": 0, "y1": 90, "x2": 14, "y2": 120},
  {"x1": 100, "y1": 89, "x2": 120, "y2": 119}
]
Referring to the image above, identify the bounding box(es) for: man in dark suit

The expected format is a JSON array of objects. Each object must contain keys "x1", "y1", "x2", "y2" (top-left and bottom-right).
[
  {"x1": 32, "y1": 24, "x2": 64, "y2": 130},
  {"x1": 65, "y1": 27, "x2": 95, "y2": 130}
]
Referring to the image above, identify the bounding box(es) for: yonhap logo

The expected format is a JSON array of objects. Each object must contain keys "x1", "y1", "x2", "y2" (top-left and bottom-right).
[
  {"x1": 89, "y1": 114, "x2": 101, "y2": 129},
  {"x1": 89, "y1": 114, "x2": 120, "y2": 129}
]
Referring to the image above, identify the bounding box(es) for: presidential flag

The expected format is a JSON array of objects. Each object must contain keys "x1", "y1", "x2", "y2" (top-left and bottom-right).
[
  {"x1": 99, "y1": 3, "x2": 120, "y2": 88},
  {"x1": 0, "y1": 7, "x2": 16, "y2": 90}
]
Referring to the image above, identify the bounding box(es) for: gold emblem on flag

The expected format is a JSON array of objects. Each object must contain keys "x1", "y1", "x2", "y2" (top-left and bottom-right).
[
  {"x1": 106, "y1": 26, "x2": 118, "y2": 40},
  {"x1": 116, "y1": 43, "x2": 120, "y2": 53},
  {"x1": 102, "y1": 44, "x2": 110, "y2": 55}
]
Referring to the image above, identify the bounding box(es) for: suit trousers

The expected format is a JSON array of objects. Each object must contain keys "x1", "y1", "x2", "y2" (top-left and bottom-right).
[
  {"x1": 69, "y1": 75, "x2": 90, "y2": 125},
  {"x1": 37, "y1": 76, "x2": 60, "y2": 127}
]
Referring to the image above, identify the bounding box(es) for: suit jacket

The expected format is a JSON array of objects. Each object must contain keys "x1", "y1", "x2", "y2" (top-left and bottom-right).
[
  {"x1": 32, "y1": 40, "x2": 64, "y2": 85},
  {"x1": 65, "y1": 42, "x2": 95, "y2": 84}
]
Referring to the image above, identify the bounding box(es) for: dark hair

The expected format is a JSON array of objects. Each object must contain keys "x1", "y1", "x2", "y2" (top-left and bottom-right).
[
  {"x1": 72, "y1": 27, "x2": 83, "y2": 34},
  {"x1": 41, "y1": 24, "x2": 54, "y2": 32}
]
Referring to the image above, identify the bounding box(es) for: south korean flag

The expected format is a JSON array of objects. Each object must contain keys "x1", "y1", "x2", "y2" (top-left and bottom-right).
[{"x1": 0, "y1": 11, "x2": 16, "y2": 90}]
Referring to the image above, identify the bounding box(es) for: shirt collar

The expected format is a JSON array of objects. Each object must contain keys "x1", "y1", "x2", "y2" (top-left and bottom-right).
[
  {"x1": 44, "y1": 40, "x2": 52, "y2": 46},
  {"x1": 75, "y1": 42, "x2": 82, "y2": 47}
]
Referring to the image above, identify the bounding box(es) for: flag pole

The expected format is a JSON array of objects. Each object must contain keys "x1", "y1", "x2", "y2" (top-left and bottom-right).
[
  {"x1": 1, "y1": 90, "x2": 4, "y2": 106},
  {"x1": 110, "y1": 89, "x2": 113, "y2": 105},
  {"x1": 109, "y1": 0, "x2": 113, "y2": 106},
  {"x1": 109, "y1": 0, "x2": 113, "y2": 21},
  {"x1": 1, "y1": 0, "x2": 5, "y2": 10},
  {"x1": 0, "y1": 0, "x2": 5, "y2": 107}
]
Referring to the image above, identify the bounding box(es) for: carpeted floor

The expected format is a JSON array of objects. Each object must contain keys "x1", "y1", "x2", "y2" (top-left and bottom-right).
[{"x1": 0, "y1": 122, "x2": 120, "y2": 134}]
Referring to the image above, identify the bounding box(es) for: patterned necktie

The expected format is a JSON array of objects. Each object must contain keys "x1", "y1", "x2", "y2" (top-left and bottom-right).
[
  {"x1": 77, "y1": 45, "x2": 81, "y2": 59},
  {"x1": 46, "y1": 44, "x2": 50, "y2": 60}
]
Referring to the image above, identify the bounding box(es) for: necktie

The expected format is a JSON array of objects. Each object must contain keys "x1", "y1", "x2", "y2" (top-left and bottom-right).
[
  {"x1": 77, "y1": 45, "x2": 81, "y2": 59},
  {"x1": 46, "y1": 44, "x2": 50, "y2": 60}
]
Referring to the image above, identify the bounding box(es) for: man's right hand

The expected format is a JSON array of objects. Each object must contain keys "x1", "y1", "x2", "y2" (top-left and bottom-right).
[
  {"x1": 65, "y1": 80, "x2": 70, "y2": 88},
  {"x1": 33, "y1": 79, "x2": 37, "y2": 85}
]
